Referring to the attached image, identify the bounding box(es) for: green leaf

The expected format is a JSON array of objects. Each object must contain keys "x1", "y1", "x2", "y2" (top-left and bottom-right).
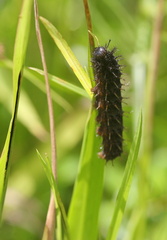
[
  {"x1": 36, "y1": 150, "x2": 69, "y2": 240},
  {"x1": 39, "y1": 16, "x2": 92, "y2": 98},
  {"x1": 0, "y1": 0, "x2": 33, "y2": 218},
  {"x1": 68, "y1": 108, "x2": 105, "y2": 240},
  {"x1": 0, "y1": 59, "x2": 73, "y2": 112},
  {"x1": 29, "y1": 67, "x2": 89, "y2": 99},
  {"x1": 0, "y1": 73, "x2": 47, "y2": 139},
  {"x1": 106, "y1": 111, "x2": 142, "y2": 240}
]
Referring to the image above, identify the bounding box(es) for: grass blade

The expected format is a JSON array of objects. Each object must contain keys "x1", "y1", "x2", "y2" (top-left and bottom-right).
[
  {"x1": 39, "y1": 16, "x2": 92, "y2": 97},
  {"x1": 0, "y1": 0, "x2": 33, "y2": 218},
  {"x1": 29, "y1": 67, "x2": 89, "y2": 98},
  {"x1": 106, "y1": 112, "x2": 142, "y2": 240},
  {"x1": 36, "y1": 151, "x2": 69, "y2": 240},
  {"x1": 0, "y1": 59, "x2": 73, "y2": 112},
  {"x1": 68, "y1": 108, "x2": 105, "y2": 240}
]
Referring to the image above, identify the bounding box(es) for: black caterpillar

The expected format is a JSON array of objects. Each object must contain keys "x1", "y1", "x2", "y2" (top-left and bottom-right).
[{"x1": 92, "y1": 42, "x2": 123, "y2": 161}]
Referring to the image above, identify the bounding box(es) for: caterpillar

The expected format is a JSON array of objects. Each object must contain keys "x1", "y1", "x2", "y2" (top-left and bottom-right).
[{"x1": 92, "y1": 42, "x2": 123, "y2": 161}]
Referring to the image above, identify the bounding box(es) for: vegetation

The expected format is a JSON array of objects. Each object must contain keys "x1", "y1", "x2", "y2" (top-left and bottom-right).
[{"x1": 0, "y1": 0, "x2": 166, "y2": 239}]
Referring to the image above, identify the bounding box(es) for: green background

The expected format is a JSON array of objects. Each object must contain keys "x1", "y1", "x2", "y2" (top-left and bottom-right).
[{"x1": 0, "y1": 0, "x2": 167, "y2": 239}]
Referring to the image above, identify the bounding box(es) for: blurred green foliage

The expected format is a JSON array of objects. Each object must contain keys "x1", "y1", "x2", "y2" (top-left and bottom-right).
[{"x1": 0, "y1": 0, "x2": 167, "y2": 239}]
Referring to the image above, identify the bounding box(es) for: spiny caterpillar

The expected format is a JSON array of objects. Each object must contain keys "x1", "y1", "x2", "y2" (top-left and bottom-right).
[{"x1": 92, "y1": 41, "x2": 124, "y2": 161}]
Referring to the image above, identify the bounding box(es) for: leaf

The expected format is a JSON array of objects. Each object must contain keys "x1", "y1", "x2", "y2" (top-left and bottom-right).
[
  {"x1": 29, "y1": 67, "x2": 89, "y2": 98},
  {"x1": 39, "y1": 16, "x2": 92, "y2": 98},
  {"x1": 0, "y1": 0, "x2": 33, "y2": 218},
  {"x1": 36, "y1": 151, "x2": 69, "y2": 240},
  {"x1": 0, "y1": 59, "x2": 73, "y2": 112},
  {"x1": 0, "y1": 76, "x2": 47, "y2": 140},
  {"x1": 106, "y1": 111, "x2": 142, "y2": 240},
  {"x1": 68, "y1": 108, "x2": 105, "y2": 240}
]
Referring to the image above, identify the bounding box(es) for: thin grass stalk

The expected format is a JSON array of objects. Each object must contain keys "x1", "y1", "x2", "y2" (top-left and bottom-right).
[
  {"x1": 137, "y1": 1, "x2": 164, "y2": 239},
  {"x1": 83, "y1": 0, "x2": 95, "y2": 55},
  {"x1": 34, "y1": 1, "x2": 57, "y2": 239},
  {"x1": 144, "y1": 0, "x2": 164, "y2": 154}
]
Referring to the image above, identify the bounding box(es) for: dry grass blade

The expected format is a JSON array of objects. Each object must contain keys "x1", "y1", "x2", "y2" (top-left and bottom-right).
[{"x1": 34, "y1": 1, "x2": 57, "y2": 239}]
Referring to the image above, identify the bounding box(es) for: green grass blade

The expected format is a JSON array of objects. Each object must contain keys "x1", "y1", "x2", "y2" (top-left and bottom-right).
[
  {"x1": 36, "y1": 150, "x2": 69, "y2": 240},
  {"x1": 68, "y1": 108, "x2": 105, "y2": 240},
  {"x1": 29, "y1": 67, "x2": 89, "y2": 98},
  {"x1": 39, "y1": 16, "x2": 92, "y2": 98},
  {"x1": 0, "y1": 0, "x2": 33, "y2": 218},
  {"x1": 12, "y1": 0, "x2": 33, "y2": 100},
  {"x1": 106, "y1": 112, "x2": 142, "y2": 240},
  {"x1": 0, "y1": 59, "x2": 73, "y2": 112},
  {"x1": 0, "y1": 70, "x2": 47, "y2": 139}
]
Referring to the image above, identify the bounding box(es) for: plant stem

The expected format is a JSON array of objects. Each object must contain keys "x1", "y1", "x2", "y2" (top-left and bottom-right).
[
  {"x1": 136, "y1": 1, "x2": 164, "y2": 239},
  {"x1": 83, "y1": 0, "x2": 94, "y2": 55},
  {"x1": 34, "y1": 1, "x2": 57, "y2": 239},
  {"x1": 145, "y1": 0, "x2": 164, "y2": 153}
]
